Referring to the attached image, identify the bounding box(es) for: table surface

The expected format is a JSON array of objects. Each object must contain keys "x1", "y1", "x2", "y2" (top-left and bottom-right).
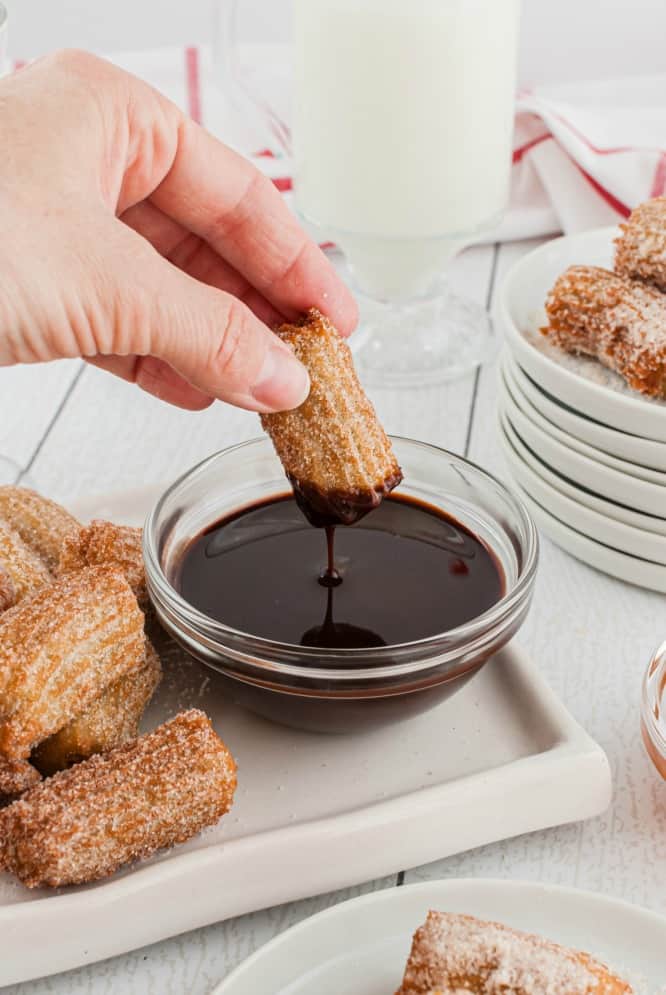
[{"x1": 1, "y1": 237, "x2": 664, "y2": 995}]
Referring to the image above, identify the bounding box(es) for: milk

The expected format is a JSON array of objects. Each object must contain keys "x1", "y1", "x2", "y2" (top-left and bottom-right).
[{"x1": 292, "y1": 0, "x2": 520, "y2": 300}]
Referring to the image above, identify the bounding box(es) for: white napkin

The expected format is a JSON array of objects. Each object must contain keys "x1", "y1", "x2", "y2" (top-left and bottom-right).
[{"x1": 18, "y1": 46, "x2": 666, "y2": 243}]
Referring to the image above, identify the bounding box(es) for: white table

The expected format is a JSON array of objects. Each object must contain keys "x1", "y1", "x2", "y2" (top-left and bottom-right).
[{"x1": 1, "y1": 239, "x2": 664, "y2": 995}]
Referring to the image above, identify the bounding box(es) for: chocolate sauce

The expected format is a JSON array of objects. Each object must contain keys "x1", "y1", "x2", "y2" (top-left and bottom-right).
[{"x1": 177, "y1": 494, "x2": 503, "y2": 648}]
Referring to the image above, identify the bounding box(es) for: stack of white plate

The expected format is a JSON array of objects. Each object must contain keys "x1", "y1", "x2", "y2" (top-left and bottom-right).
[{"x1": 498, "y1": 227, "x2": 666, "y2": 593}]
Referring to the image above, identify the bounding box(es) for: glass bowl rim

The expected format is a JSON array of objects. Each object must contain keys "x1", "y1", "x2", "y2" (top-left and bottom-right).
[
  {"x1": 143, "y1": 435, "x2": 539, "y2": 672},
  {"x1": 642, "y1": 638, "x2": 666, "y2": 761}
]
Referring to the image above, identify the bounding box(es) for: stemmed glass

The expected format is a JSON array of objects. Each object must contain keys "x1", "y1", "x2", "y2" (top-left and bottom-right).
[{"x1": 217, "y1": 0, "x2": 521, "y2": 387}]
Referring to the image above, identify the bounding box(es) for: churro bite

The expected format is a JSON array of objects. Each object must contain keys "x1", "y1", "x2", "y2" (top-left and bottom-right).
[
  {"x1": 0, "y1": 757, "x2": 40, "y2": 800},
  {"x1": 615, "y1": 196, "x2": 666, "y2": 293},
  {"x1": 0, "y1": 710, "x2": 237, "y2": 888},
  {"x1": 544, "y1": 265, "x2": 666, "y2": 398},
  {"x1": 59, "y1": 519, "x2": 147, "y2": 607},
  {"x1": 33, "y1": 640, "x2": 162, "y2": 776},
  {"x1": 395, "y1": 911, "x2": 632, "y2": 995},
  {"x1": 0, "y1": 566, "x2": 145, "y2": 760},
  {"x1": 0, "y1": 486, "x2": 79, "y2": 573},
  {"x1": 261, "y1": 309, "x2": 402, "y2": 526},
  {"x1": 0, "y1": 520, "x2": 52, "y2": 610}
]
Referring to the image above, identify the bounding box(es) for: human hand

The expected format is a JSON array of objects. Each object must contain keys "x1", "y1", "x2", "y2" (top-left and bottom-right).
[{"x1": 0, "y1": 50, "x2": 357, "y2": 412}]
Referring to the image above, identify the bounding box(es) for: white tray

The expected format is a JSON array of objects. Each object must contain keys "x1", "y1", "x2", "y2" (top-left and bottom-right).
[{"x1": 0, "y1": 487, "x2": 612, "y2": 987}]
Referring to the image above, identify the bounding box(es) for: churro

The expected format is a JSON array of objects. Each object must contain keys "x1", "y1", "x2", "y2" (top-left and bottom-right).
[
  {"x1": 0, "y1": 710, "x2": 237, "y2": 888},
  {"x1": 33, "y1": 641, "x2": 162, "y2": 775},
  {"x1": 262, "y1": 309, "x2": 402, "y2": 525},
  {"x1": 0, "y1": 758, "x2": 40, "y2": 799},
  {"x1": 0, "y1": 486, "x2": 79, "y2": 572},
  {"x1": 59, "y1": 519, "x2": 147, "y2": 607},
  {"x1": 0, "y1": 566, "x2": 145, "y2": 759},
  {"x1": 544, "y1": 265, "x2": 666, "y2": 398},
  {"x1": 615, "y1": 196, "x2": 666, "y2": 293},
  {"x1": 395, "y1": 911, "x2": 631, "y2": 995},
  {"x1": 0, "y1": 520, "x2": 52, "y2": 610}
]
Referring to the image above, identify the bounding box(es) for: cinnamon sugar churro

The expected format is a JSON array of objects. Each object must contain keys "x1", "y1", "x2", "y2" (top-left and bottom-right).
[
  {"x1": 262, "y1": 309, "x2": 402, "y2": 525},
  {"x1": 395, "y1": 911, "x2": 631, "y2": 995},
  {"x1": 543, "y1": 265, "x2": 666, "y2": 398},
  {"x1": 0, "y1": 520, "x2": 52, "y2": 610},
  {"x1": 0, "y1": 710, "x2": 237, "y2": 888},
  {"x1": 33, "y1": 641, "x2": 162, "y2": 775},
  {"x1": 0, "y1": 566, "x2": 145, "y2": 759},
  {"x1": 59, "y1": 520, "x2": 147, "y2": 607},
  {"x1": 0, "y1": 486, "x2": 79, "y2": 573},
  {"x1": 615, "y1": 196, "x2": 666, "y2": 293},
  {"x1": 0, "y1": 758, "x2": 40, "y2": 799}
]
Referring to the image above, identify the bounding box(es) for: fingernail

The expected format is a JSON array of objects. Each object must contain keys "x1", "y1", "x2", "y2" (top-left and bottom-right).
[{"x1": 251, "y1": 343, "x2": 310, "y2": 411}]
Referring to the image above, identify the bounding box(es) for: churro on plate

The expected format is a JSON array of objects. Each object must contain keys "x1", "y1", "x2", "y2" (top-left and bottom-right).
[
  {"x1": 615, "y1": 196, "x2": 666, "y2": 293},
  {"x1": 0, "y1": 520, "x2": 52, "y2": 610},
  {"x1": 0, "y1": 486, "x2": 79, "y2": 573},
  {"x1": 59, "y1": 519, "x2": 147, "y2": 607},
  {"x1": 0, "y1": 566, "x2": 145, "y2": 759},
  {"x1": 0, "y1": 709, "x2": 237, "y2": 888},
  {"x1": 33, "y1": 640, "x2": 162, "y2": 775},
  {"x1": 543, "y1": 265, "x2": 666, "y2": 398},
  {"x1": 395, "y1": 911, "x2": 631, "y2": 995},
  {"x1": 262, "y1": 309, "x2": 402, "y2": 525}
]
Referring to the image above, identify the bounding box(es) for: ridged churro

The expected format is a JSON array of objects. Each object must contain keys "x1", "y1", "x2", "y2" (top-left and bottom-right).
[
  {"x1": 0, "y1": 520, "x2": 52, "y2": 610},
  {"x1": 0, "y1": 486, "x2": 79, "y2": 573},
  {"x1": 33, "y1": 641, "x2": 162, "y2": 775},
  {"x1": 615, "y1": 196, "x2": 666, "y2": 293},
  {"x1": 262, "y1": 309, "x2": 402, "y2": 525},
  {"x1": 0, "y1": 566, "x2": 145, "y2": 759},
  {"x1": 543, "y1": 265, "x2": 666, "y2": 398},
  {"x1": 0, "y1": 709, "x2": 237, "y2": 888},
  {"x1": 395, "y1": 911, "x2": 632, "y2": 995},
  {"x1": 0, "y1": 758, "x2": 40, "y2": 799},
  {"x1": 59, "y1": 519, "x2": 147, "y2": 607}
]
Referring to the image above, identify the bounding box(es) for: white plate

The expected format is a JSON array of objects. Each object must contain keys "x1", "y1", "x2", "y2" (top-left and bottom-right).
[
  {"x1": 500, "y1": 411, "x2": 666, "y2": 565},
  {"x1": 505, "y1": 353, "x2": 666, "y2": 473},
  {"x1": 499, "y1": 405, "x2": 666, "y2": 538},
  {"x1": 499, "y1": 226, "x2": 666, "y2": 443},
  {"x1": 0, "y1": 486, "x2": 611, "y2": 987},
  {"x1": 499, "y1": 379, "x2": 666, "y2": 518},
  {"x1": 499, "y1": 425, "x2": 666, "y2": 592},
  {"x1": 502, "y1": 361, "x2": 666, "y2": 487},
  {"x1": 213, "y1": 878, "x2": 666, "y2": 994}
]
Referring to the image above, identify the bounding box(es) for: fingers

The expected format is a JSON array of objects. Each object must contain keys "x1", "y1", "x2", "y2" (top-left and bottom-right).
[
  {"x1": 87, "y1": 356, "x2": 215, "y2": 411},
  {"x1": 146, "y1": 119, "x2": 358, "y2": 336}
]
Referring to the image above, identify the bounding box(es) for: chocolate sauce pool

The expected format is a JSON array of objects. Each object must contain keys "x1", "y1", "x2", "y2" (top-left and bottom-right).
[{"x1": 176, "y1": 494, "x2": 503, "y2": 648}]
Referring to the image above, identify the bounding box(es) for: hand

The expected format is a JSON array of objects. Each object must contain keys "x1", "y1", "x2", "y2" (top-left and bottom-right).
[{"x1": 0, "y1": 50, "x2": 357, "y2": 412}]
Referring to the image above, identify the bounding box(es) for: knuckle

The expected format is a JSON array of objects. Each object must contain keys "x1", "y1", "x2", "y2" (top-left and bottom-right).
[{"x1": 214, "y1": 299, "x2": 249, "y2": 380}]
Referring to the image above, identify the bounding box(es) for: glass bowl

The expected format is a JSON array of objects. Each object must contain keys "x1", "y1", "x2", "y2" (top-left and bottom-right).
[
  {"x1": 144, "y1": 436, "x2": 538, "y2": 734},
  {"x1": 641, "y1": 640, "x2": 666, "y2": 778}
]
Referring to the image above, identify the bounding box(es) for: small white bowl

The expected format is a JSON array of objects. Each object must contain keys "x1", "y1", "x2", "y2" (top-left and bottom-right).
[
  {"x1": 499, "y1": 421, "x2": 666, "y2": 592},
  {"x1": 499, "y1": 380, "x2": 666, "y2": 518},
  {"x1": 500, "y1": 411, "x2": 666, "y2": 538},
  {"x1": 499, "y1": 227, "x2": 666, "y2": 443},
  {"x1": 504, "y1": 354, "x2": 666, "y2": 473}
]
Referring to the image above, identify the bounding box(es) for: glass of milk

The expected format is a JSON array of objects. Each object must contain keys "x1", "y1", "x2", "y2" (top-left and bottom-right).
[{"x1": 219, "y1": 0, "x2": 521, "y2": 385}]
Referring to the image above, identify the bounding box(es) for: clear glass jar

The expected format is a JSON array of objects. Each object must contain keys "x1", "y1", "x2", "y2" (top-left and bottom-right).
[
  {"x1": 642, "y1": 640, "x2": 666, "y2": 779},
  {"x1": 144, "y1": 437, "x2": 538, "y2": 733}
]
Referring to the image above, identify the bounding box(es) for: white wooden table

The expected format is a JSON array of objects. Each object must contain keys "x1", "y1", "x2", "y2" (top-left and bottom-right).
[{"x1": 1, "y1": 239, "x2": 664, "y2": 995}]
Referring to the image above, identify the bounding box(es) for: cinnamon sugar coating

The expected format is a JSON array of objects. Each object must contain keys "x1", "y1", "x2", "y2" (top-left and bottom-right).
[
  {"x1": 0, "y1": 520, "x2": 52, "y2": 610},
  {"x1": 0, "y1": 709, "x2": 237, "y2": 888},
  {"x1": 261, "y1": 309, "x2": 402, "y2": 525},
  {"x1": 33, "y1": 640, "x2": 162, "y2": 775},
  {"x1": 0, "y1": 566, "x2": 145, "y2": 759},
  {"x1": 544, "y1": 265, "x2": 666, "y2": 398},
  {"x1": 0, "y1": 757, "x2": 40, "y2": 799},
  {"x1": 0, "y1": 486, "x2": 79, "y2": 573},
  {"x1": 615, "y1": 196, "x2": 666, "y2": 293},
  {"x1": 395, "y1": 911, "x2": 631, "y2": 995},
  {"x1": 59, "y1": 519, "x2": 148, "y2": 607}
]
